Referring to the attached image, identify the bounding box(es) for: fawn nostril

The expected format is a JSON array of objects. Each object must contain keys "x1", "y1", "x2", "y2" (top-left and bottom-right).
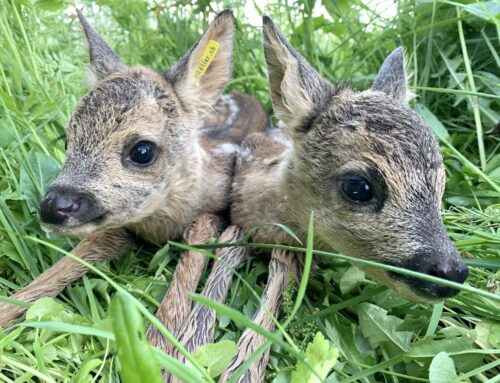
[
  {"x1": 54, "y1": 194, "x2": 81, "y2": 214},
  {"x1": 453, "y1": 260, "x2": 469, "y2": 284},
  {"x1": 389, "y1": 249, "x2": 469, "y2": 300},
  {"x1": 428, "y1": 264, "x2": 448, "y2": 279},
  {"x1": 40, "y1": 192, "x2": 79, "y2": 225},
  {"x1": 427, "y1": 259, "x2": 468, "y2": 284},
  {"x1": 39, "y1": 191, "x2": 95, "y2": 226}
]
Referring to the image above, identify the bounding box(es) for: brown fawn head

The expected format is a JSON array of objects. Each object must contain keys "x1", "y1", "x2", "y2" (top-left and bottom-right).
[
  {"x1": 262, "y1": 17, "x2": 468, "y2": 301},
  {"x1": 39, "y1": 10, "x2": 234, "y2": 237}
]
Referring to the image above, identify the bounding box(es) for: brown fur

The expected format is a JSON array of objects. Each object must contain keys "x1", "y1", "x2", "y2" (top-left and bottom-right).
[
  {"x1": 147, "y1": 214, "x2": 223, "y2": 352},
  {"x1": 219, "y1": 249, "x2": 298, "y2": 383},
  {"x1": 166, "y1": 226, "x2": 248, "y2": 383}
]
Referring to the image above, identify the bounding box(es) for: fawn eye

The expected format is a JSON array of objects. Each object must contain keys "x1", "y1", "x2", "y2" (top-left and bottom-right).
[
  {"x1": 339, "y1": 174, "x2": 373, "y2": 203},
  {"x1": 129, "y1": 141, "x2": 157, "y2": 166}
]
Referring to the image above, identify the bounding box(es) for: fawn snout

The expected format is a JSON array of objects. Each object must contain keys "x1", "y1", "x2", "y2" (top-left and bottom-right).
[
  {"x1": 39, "y1": 187, "x2": 106, "y2": 228},
  {"x1": 388, "y1": 245, "x2": 468, "y2": 299}
]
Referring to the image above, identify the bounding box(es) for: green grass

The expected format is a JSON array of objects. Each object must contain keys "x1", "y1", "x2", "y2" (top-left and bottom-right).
[{"x1": 0, "y1": 0, "x2": 499, "y2": 382}]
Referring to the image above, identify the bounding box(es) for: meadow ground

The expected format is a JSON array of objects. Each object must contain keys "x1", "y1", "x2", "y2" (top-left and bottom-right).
[{"x1": 0, "y1": 0, "x2": 499, "y2": 382}]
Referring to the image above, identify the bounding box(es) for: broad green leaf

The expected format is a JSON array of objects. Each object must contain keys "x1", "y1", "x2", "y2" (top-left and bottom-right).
[
  {"x1": 192, "y1": 340, "x2": 237, "y2": 378},
  {"x1": 19, "y1": 151, "x2": 60, "y2": 213},
  {"x1": 291, "y1": 332, "x2": 339, "y2": 383},
  {"x1": 293, "y1": 16, "x2": 328, "y2": 36},
  {"x1": 322, "y1": 0, "x2": 351, "y2": 18},
  {"x1": 110, "y1": 293, "x2": 163, "y2": 383},
  {"x1": 476, "y1": 320, "x2": 500, "y2": 349},
  {"x1": 324, "y1": 319, "x2": 375, "y2": 366},
  {"x1": 406, "y1": 327, "x2": 475, "y2": 358},
  {"x1": 414, "y1": 103, "x2": 450, "y2": 141},
  {"x1": 34, "y1": 0, "x2": 70, "y2": 11},
  {"x1": 26, "y1": 297, "x2": 65, "y2": 321},
  {"x1": 429, "y1": 352, "x2": 457, "y2": 383},
  {"x1": 339, "y1": 266, "x2": 365, "y2": 295},
  {"x1": 371, "y1": 289, "x2": 408, "y2": 310},
  {"x1": 0, "y1": 127, "x2": 16, "y2": 148},
  {"x1": 358, "y1": 303, "x2": 413, "y2": 352},
  {"x1": 447, "y1": 1, "x2": 500, "y2": 22},
  {"x1": 491, "y1": 326, "x2": 500, "y2": 349}
]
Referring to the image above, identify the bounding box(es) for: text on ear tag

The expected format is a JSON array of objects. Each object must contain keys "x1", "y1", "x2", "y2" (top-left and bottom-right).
[{"x1": 194, "y1": 40, "x2": 220, "y2": 79}]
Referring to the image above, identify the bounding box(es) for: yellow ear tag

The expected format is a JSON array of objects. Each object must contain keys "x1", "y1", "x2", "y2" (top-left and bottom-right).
[{"x1": 194, "y1": 39, "x2": 220, "y2": 86}]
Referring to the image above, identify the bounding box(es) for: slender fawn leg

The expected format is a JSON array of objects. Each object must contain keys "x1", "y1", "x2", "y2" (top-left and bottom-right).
[
  {"x1": 147, "y1": 214, "x2": 223, "y2": 351},
  {"x1": 0, "y1": 228, "x2": 135, "y2": 327},
  {"x1": 166, "y1": 226, "x2": 248, "y2": 383},
  {"x1": 219, "y1": 249, "x2": 298, "y2": 383}
]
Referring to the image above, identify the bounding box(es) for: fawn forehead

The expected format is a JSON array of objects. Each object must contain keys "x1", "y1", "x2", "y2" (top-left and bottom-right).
[
  {"x1": 304, "y1": 91, "x2": 445, "y2": 201},
  {"x1": 66, "y1": 70, "x2": 181, "y2": 149}
]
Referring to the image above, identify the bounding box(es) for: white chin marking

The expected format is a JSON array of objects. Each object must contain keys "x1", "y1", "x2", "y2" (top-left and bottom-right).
[
  {"x1": 360, "y1": 265, "x2": 440, "y2": 303},
  {"x1": 41, "y1": 221, "x2": 102, "y2": 238}
]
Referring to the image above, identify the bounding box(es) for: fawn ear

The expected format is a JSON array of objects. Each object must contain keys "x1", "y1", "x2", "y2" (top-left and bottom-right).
[
  {"x1": 166, "y1": 10, "x2": 235, "y2": 116},
  {"x1": 372, "y1": 47, "x2": 407, "y2": 104},
  {"x1": 77, "y1": 9, "x2": 125, "y2": 83},
  {"x1": 262, "y1": 16, "x2": 333, "y2": 135}
]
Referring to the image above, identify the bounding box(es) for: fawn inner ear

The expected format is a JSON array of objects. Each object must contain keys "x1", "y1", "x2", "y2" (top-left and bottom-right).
[
  {"x1": 77, "y1": 9, "x2": 125, "y2": 83},
  {"x1": 166, "y1": 10, "x2": 235, "y2": 116},
  {"x1": 262, "y1": 16, "x2": 334, "y2": 136},
  {"x1": 372, "y1": 47, "x2": 407, "y2": 104}
]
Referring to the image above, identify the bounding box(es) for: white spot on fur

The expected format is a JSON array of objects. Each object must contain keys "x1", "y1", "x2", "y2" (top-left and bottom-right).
[
  {"x1": 212, "y1": 142, "x2": 239, "y2": 156},
  {"x1": 220, "y1": 94, "x2": 240, "y2": 126},
  {"x1": 270, "y1": 128, "x2": 293, "y2": 148},
  {"x1": 238, "y1": 146, "x2": 253, "y2": 162}
]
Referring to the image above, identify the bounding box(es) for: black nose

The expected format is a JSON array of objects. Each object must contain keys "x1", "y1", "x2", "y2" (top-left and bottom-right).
[
  {"x1": 389, "y1": 249, "x2": 469, "y2": 300},
  {"x1": 427, "y1": 259, "x2": 469, "y2": 284},
  {"x1": 39, "y1": 189, "x2": 99, "y2": 226}
]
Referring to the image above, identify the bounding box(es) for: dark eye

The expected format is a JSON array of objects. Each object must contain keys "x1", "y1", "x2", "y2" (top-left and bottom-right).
[
  {"x1": 339, "y1": 174, "x2": 373, "y2": 203},
  {"x1": 129, "y1": 141, "x2": 157, "y2": 166}
]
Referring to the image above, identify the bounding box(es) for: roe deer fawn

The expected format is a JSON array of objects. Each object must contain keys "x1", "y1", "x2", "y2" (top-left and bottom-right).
[
  {"x1": 189, "y1": 16, "x2": 467, "y2": 382},
  {"x1": 0, "y1": 10, "x2": 269, "y2": 356}
]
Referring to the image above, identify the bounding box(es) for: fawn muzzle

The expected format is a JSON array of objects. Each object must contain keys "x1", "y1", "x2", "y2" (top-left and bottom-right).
[
  {"x1": 388, "y1": 247, "x2": 468, "y2": 299},
  {"x1": 39, "y1": 187, "x2": 106, "y2": 228}
]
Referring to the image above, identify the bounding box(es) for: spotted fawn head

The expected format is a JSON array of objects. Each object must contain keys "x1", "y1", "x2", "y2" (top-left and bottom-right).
[
  {"x1": 262, "y1": 16, "x2": 468, "y2": 301},
  {"x1": 39, "y1": 10, "x2": 235, "y2": 237}
]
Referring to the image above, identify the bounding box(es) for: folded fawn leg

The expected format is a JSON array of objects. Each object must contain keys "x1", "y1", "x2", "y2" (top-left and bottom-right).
[
  {"x1": 219, "y1": 249, "x2": 298, "y2": 383},
  {"x1": 147, "y1": 214, "x2": 223, "y2": 352},
  {"x1": 0, "y1": 228, "x2": 135, "y2": 327},
  {"x1": 166, "y1": 226, "x2": 248, "y2": 383}
]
